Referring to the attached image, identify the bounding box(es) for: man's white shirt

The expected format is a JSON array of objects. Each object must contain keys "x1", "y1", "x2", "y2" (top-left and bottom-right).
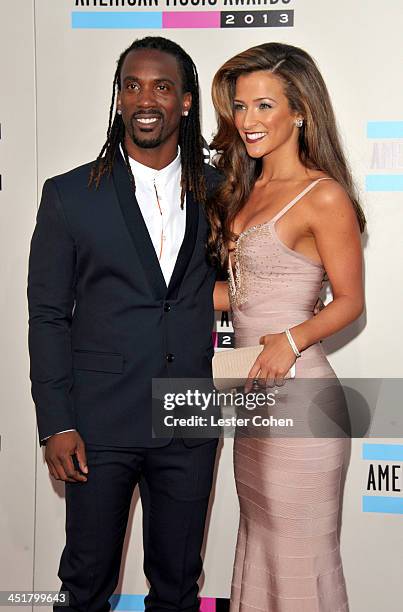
[{"x1": 126, "y1": 146, "x2": 186, "y2": 285}]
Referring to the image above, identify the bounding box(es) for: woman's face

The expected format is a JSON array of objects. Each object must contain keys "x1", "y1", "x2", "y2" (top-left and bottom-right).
[{"x1": 233, "y1": 70, "x2": 301, "y2": 159}]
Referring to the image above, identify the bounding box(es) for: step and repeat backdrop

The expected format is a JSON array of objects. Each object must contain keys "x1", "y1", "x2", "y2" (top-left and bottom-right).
[{"x1": 1, "y1": 1, "x2": 403, "y2": 611}]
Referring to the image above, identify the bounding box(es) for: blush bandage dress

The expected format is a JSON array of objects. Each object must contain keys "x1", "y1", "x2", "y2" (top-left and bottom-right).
[{"x1": 228, "y1": 179, "x2": 349, "y2": 612}]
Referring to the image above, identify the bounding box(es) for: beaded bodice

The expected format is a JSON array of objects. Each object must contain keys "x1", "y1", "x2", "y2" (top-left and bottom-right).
[{"x1": 229, "y1": 179, "x2": 328, "y2": 339}]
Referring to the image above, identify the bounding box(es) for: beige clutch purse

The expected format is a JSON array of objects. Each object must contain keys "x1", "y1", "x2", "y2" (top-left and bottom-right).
[{"x1": 212, "y1": 345, "x2": 295, "y2": 391}]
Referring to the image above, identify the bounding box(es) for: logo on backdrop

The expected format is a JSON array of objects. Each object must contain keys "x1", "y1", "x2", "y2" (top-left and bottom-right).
[
  {"x1": 109, "y1": 595, "x2": 230, "y2": 611},
  {"x1": 212, "y1": 311, "x2": 234, "y2": 350},
  {"x1": 203, "y1": 138, "x2": 212, "y2": 164},
  {"x1": 72, "y1": 0, "x2": 294, "y2": 30},
  {"x1": 366, "y1": 121, "x2": 403, "y2": 192},
  {"x1": 362, "y1": 443, "x2": 403, "y2": 515}
]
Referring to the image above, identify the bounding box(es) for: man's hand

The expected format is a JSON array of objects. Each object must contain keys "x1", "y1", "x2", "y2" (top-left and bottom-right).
[{"x1": 45, "y1": 431, "x2": 88, "y2": 483}]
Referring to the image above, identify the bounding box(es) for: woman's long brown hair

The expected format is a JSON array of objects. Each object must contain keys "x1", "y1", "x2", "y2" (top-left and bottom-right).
[{"x1": 207, "y1": 42, "x2": 366, "y2": 267}]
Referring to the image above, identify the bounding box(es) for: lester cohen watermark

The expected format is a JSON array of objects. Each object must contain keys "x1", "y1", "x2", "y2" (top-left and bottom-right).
[{"x1": 156, "y1": 386, "x2": 294, "y2": 434}]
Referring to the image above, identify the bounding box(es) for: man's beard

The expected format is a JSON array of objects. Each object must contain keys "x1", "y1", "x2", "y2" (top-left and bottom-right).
[
  {"x1": 129, "y1": 132, "x2": 164, "y2": 149},
  {"x1": 128, "y1": 111, "x2": 165, "y2": 149}
]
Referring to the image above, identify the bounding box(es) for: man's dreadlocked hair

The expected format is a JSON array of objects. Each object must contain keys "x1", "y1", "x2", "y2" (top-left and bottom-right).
[{"x1": 88, "y1": 36, "x2": 206, "y2": 207}]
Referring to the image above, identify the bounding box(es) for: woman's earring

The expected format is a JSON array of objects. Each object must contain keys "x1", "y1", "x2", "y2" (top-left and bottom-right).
[
  {"x1": 117, "y1": 109, "x2": 122, "y2": 115},
  {"x1": 182, "y1": 110, "x2": 189, "y2": 116},
  {"x1": 295, "y1": 118, "x2": 303, "y2": 128}
]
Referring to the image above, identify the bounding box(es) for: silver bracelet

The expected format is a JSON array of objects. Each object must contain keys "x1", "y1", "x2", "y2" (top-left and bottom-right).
[{"x1": 285, "y1": 328, "x2": 301, "y2": 358}]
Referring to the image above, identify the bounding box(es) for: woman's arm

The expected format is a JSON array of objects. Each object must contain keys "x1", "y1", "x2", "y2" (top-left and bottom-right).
[
  {"x1": 214, "y1": 280, "x2": 230, "y2": 312},
  {"x1": 291, "y1": 181, "x2": 364, "y2": 351},
  {"x1": 247, "y1": 181, "x2": 364, "y2": 383}
]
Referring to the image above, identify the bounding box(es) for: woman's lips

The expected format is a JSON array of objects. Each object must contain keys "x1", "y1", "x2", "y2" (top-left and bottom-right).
[{"x1": 245, "y1": 132, "x2": 267, "y2": 144}]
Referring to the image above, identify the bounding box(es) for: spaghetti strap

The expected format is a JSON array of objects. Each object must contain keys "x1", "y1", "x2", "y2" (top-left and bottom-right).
[{"x1": 270, "y1": 177, "x2": 333, "y2": 224}]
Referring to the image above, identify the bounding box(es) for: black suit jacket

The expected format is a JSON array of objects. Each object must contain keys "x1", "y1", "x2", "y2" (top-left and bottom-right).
[{"x1": 28, "y1": 152, "x2": 221, "y2": 447}]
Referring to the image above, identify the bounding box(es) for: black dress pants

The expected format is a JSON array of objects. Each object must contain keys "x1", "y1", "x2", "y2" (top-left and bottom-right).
[{"x1": 56, "y1": 438, "x2": 218, "y2": 612}]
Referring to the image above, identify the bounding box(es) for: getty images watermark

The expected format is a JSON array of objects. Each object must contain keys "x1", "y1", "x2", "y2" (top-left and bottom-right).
[{"x1": 162, "y1": 387, "x2": 294, "y2": 430}]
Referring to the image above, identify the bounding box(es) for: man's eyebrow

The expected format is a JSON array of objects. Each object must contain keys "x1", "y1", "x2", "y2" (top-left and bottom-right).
[{"x1": 122, "y1": 75, "x2": 176, "y2": 85}]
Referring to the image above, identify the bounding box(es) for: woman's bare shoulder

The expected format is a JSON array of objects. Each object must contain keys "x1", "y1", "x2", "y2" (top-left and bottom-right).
[
  {"x1": 309, "y1": 176, "x2": 353, "y2": 211},
  {"x1": 303, "y1": 176, "x2": 359, "y2": 235}
]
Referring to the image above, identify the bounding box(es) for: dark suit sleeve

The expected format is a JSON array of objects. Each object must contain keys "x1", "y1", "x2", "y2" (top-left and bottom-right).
[{"x1": 27, "y1": 179, "x2": 77, "y2": 445}]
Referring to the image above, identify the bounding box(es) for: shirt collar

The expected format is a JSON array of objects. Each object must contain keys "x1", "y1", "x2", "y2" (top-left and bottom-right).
[{"x1": 124, "y1": 146, "x2": 181, "y2": 187}]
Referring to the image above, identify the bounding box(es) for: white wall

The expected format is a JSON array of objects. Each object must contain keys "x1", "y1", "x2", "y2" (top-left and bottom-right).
[{"x1": 0, "y1": 0, "x2": 38, "y2": 597}]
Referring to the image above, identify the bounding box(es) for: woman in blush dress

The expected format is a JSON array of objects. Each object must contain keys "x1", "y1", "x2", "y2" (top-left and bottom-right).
[{"x1": 209, "y1": 43, "x2": 365, "y2": 611}]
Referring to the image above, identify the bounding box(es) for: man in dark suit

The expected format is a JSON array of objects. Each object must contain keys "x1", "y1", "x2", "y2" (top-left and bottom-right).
[{"x1": 28, "y1": 37, "x2": 221, "y2": 612}]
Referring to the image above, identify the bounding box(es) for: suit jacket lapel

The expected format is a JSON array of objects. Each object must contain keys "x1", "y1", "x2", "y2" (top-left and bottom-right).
[
  {"x1": 166, "y1": 189, "x2": 199, "y2": 301},
  {"x1": 112, "y1": 152, "x2": 167, "y2": 299},
  {"x1": 112, "y1": 151, "x2": 201, "y2": 302}
]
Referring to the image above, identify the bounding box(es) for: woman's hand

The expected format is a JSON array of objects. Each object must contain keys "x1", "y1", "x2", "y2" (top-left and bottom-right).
[{"x1": 245, "y1": 332, "x2": 296, "y2": 391}]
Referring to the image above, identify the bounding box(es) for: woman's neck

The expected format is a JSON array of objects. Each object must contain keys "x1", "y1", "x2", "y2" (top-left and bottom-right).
[{"x1": 258, "y1": 146, "x2": 310, "y2": 184}]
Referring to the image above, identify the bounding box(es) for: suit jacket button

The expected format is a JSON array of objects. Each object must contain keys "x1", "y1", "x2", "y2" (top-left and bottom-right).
[
  {"x1": 164, "y1": 303, "x2": 171, "y2": 312},
  {"x1": 166, "y1": 353, "x2": 175, "y2": 363}
]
